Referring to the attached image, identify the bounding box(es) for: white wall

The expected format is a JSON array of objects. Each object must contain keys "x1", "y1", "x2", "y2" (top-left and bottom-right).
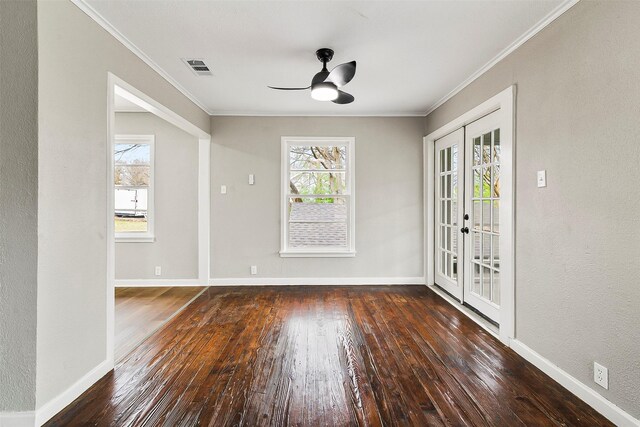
[
  {"x1": 424, "y1": 0, "x2": 640, "y2": 418},
  {"x1": 210, "y1": 116, "x2": 424, "y2": 280},
  {"x1": 115, "y1": 112, "x2": 199, "y2": 280},
  {"x1": 36, "y1": 0, "x2": 209, "y2": 412},
  {"x1": 0, "y1": 0, "x2": 38, "y2": 413}
]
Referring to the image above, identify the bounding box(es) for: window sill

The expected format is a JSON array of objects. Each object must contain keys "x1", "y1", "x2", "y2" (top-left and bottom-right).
[
  {"x1": 116, "y1": 235, "x2": 155, "y2": 243},
  {"x1": 279, "y1": 250, "x2": 356, "y2": 258}
]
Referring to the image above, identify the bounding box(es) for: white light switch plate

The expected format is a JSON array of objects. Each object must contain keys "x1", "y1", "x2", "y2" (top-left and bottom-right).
[
  {"x1": 220, "y1": 185, "x2": 227, "y2": 194},
  {"x1": 249, "y1": 174, "x2": 255, "y2": 185},
  {"x1": 537, "y1": 170, "x2": 547, "y2": 188}
]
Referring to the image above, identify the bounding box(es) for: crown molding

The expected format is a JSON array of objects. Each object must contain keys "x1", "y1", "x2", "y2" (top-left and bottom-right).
[
  {"x1": 72, "y1": 0, "x2": 579, "y2": 119},
  {"x1": 70, "y1": 0, "x2": 213, "y2": 115},
  {"x1": 423, "y1": 0, "x2": 580, "y2": 117}
]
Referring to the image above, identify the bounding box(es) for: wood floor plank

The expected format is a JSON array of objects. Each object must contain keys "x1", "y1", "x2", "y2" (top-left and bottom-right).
[{"x1": 46, "y1": 286, "x2": 613, "y2": 427}]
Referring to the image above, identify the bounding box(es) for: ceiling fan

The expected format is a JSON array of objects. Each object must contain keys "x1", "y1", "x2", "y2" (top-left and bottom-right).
[{"x1": 268, "y1": 48, "x2": 356, "y2": 104}]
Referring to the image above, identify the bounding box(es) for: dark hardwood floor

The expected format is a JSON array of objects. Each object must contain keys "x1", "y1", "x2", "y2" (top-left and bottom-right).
[
  {"x1": 47, "y1": 286, "x2": 611, "y2": 426},
  {"x1": 115, "y1": 286, "x2": 206, "y2": 361}
]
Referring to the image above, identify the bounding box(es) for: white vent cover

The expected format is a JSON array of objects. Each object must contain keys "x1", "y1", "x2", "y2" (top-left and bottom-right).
[{"x1": 182, "y1": 58, "x2": 212, "y2": 76}]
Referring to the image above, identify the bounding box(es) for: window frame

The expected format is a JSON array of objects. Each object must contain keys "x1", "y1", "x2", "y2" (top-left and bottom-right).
[
  {"x1": 114, "y1": 134, "x2": 155, "y2": 243},
  {"x1": 280, "y1": 136, "x2": 356, "y2": 257}
]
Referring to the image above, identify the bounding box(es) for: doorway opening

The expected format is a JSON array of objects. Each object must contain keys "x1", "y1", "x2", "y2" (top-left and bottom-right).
[
  {"x1": 425, "y1": 86, "x2": 515, "y2": 344},
  {"x1": 106, "y1": 74, "x2": 211, "y2": 365}
]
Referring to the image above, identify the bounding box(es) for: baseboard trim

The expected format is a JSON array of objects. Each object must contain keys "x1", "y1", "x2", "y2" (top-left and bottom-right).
[
  {"x1": 209, "y1": 277, "x2": 425, "y2": 286},
  {"x1": 35, "y1": 359, "x2": 112, "y2": 426},
  {"x1": 114, "y1": 279, "x2": 204, "y2": 287},
  {"x1": 510, "y1": 339, "x2": 640, "y2": 427},
  {"x1": 0, "y1": 411, "x2": 36, "y2": 427}
]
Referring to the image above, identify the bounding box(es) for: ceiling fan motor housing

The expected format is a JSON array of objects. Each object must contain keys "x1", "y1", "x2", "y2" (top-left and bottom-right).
[{"x1": 316, "y1": 48, "x2": 334, "y2": 64}]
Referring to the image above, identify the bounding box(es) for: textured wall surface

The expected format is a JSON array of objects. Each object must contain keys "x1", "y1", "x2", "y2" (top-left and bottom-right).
[
  {"x1": 425, "y1": 1, "x2": 640, "y2": 417},
  {"x1": 0, "y1": 0, "x2": 39, "y2": 412},
  {"x1": 36, "y1": 0, "x2": 209, "y2": 409},
  {"x1": 210, "y1": 116, "x2": 424, "y2": 279},
  {"x1": 115, "y1": 112, "x2": 199, "y2": 280}
]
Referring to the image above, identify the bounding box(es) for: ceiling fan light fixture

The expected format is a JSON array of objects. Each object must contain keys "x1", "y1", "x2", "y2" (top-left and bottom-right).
[{"x1": 311, "y1": 82, "x2": 338, "y2": 101}]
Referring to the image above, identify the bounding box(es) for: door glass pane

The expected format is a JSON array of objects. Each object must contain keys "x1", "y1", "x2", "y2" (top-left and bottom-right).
[
  {"x1": 482, "y1": 132, "x2": 491, "y2": 164},
  {"x1": 452, "y1": 256, "x2": 458, "y2": 280},
  {"x1": 492, "y1": 165, "x2": 500, "y2": 197},
  {"x1": 472, "y1": 263, "x2": 481, "y2": 294},
  {"x1": 483, "y1": 233, "x2": 491, "y2": 265},
  {"x1": 473, "y1": 137, "x2": 481, "y2": 166},
  {"x1": 493, "y1": 129, "x2": 500, "y2": 161},
  {"x1": 445, "y1": 147, "x2": 451, "y2": 172},
  {"x1": 482, "y1": 167, "x2": 491, "y2": 198},
  {"x1": 473, "y1": 169, "x2": 481, "y2": 198},
  {"x1": 473, "y1": 201, "x2": 481, "y2": 230},
  {"x1": 472, "y1": 232, "x2": 481, "y2": 262},
  {"x1": 492, "y1": 200, "x2": 500, "y2": 232},
  {"x1": 445, "y1": 253, "x2": 451, "y2": 277},
  {"x1": 482, "y1": 266, "x2": 491, "y2": 299},
  {"x1": 492, "y1": 270, "x2": 500, "y2": 304},
  {"x1": 482, "y1": 200, "x2": 491, "y2": 231},
  {"x1": 492, "y1": 236, "x2": 500, "y2": 269}
]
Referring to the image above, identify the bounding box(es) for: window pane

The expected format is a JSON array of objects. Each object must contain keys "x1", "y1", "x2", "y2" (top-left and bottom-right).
[
  {"x1": 115, "y1": 164, "x2": 150, "y2": 187},
  {"x1": 115, "y1": 188, "x2": 148, "y2": 215},
  {"x1": 289, "y1": 171, "x2": 346, "y2": 195},
  {"x1": 115, "y1": 143, "x2": 150, "y2": 187},
  {"x1": 288, "y1": 197, "x2": 347, "y2": 248},
  {"x1": 115, "y1": 216, "x2": 148, "y2": 233},
  {"x1": 115, "y1": 188, "x2": 148, "y2": 233},
  {"x1": 290, "y1": 146, "x2": 346, "y2": 170}
]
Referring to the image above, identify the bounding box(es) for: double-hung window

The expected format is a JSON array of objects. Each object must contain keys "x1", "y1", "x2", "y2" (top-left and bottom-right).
[
  {"x1": 281, "y1": 137, "x2": 355, "y2": 257},
  {"x1": 114, "y1": 135, "x2": 155, "y2": 242}
]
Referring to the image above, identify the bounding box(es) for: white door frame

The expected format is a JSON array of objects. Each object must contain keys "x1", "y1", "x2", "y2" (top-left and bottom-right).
[
  {"x1": 424, "y1": 85, "x2": 515, "y2": 344},
  {"x1": 106, "y1": 73, "x2": 211, "y2": 366}
]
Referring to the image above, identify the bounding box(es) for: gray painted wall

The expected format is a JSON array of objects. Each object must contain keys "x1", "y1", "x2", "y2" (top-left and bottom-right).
[
  {"x1": 425, "y1": 1, "x2": 640, "y2": 417},
  {"x1": 36, "y1": 0, "x2": 209, "y2": 409},
  {"x1": 0, "y1": 0, "x2": 38, "y2": 412},
  {"x1": 210, "y1": 116, "x2": 424, "y2": 279},
  {"x1": 115, "y1": 112, "x2": 199, "y2": 280}
]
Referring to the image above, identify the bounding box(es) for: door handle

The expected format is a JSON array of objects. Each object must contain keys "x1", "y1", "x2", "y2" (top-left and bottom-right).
[{"x1": 460, "y1": 227, "x2": 469, "y2": 234}]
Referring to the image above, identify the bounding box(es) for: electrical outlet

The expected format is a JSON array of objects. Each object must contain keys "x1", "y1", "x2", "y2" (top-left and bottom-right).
[
  {"x1": 594, "y1": 362, "x2": 608, "y2": 389},
  {"x1": 155, "y1": 266, "x2": 162, "y2": 276},
  {"x1": 220, "y1": 185, "x2": 227, "y2": 194},
  {"x1": 250, "y1": 265, "x2": 257, "y2": 275}
]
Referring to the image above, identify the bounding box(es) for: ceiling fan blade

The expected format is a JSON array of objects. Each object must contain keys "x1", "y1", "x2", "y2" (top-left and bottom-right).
[
  {"x1": 268, "y1": 86, "x2": 310, "y2": 91},
  {"x1": 332, "y1": 90, "x2": 354, "y2": 104},
  {"x1": 326, "y1": 61, "x2": 356, "y2": 87}
]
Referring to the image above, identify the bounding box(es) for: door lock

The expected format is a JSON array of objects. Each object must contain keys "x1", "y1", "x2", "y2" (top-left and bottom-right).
[{"x1": 460, "y1": 227, "x2": 469, "y2": 234}]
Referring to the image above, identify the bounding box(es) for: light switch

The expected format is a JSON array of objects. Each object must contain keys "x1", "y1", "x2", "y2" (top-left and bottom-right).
[
  {"x1": 537, "y1": 170, "x2": 547, "y2": 188},
  {"x1": 220, "y1": 185, "x2": 227, "y2": 194},
  {"x1": 249, "y1": 174, "x2": 255, "y2": 185}
]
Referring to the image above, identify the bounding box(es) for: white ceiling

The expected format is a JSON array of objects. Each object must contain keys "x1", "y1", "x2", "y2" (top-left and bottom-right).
[{"x1": 84, "y1": 0, "x2": 567, "y2": 116}]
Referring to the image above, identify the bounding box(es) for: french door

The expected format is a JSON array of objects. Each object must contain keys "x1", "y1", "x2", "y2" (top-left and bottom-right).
[{"x1": 435, "y1": 111, "x2": 502, "y2": 323}]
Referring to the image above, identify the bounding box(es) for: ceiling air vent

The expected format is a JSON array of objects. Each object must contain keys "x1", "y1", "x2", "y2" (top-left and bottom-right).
[{"x1": 182, "y1": 58, "x2": 212, "y2": 76}]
